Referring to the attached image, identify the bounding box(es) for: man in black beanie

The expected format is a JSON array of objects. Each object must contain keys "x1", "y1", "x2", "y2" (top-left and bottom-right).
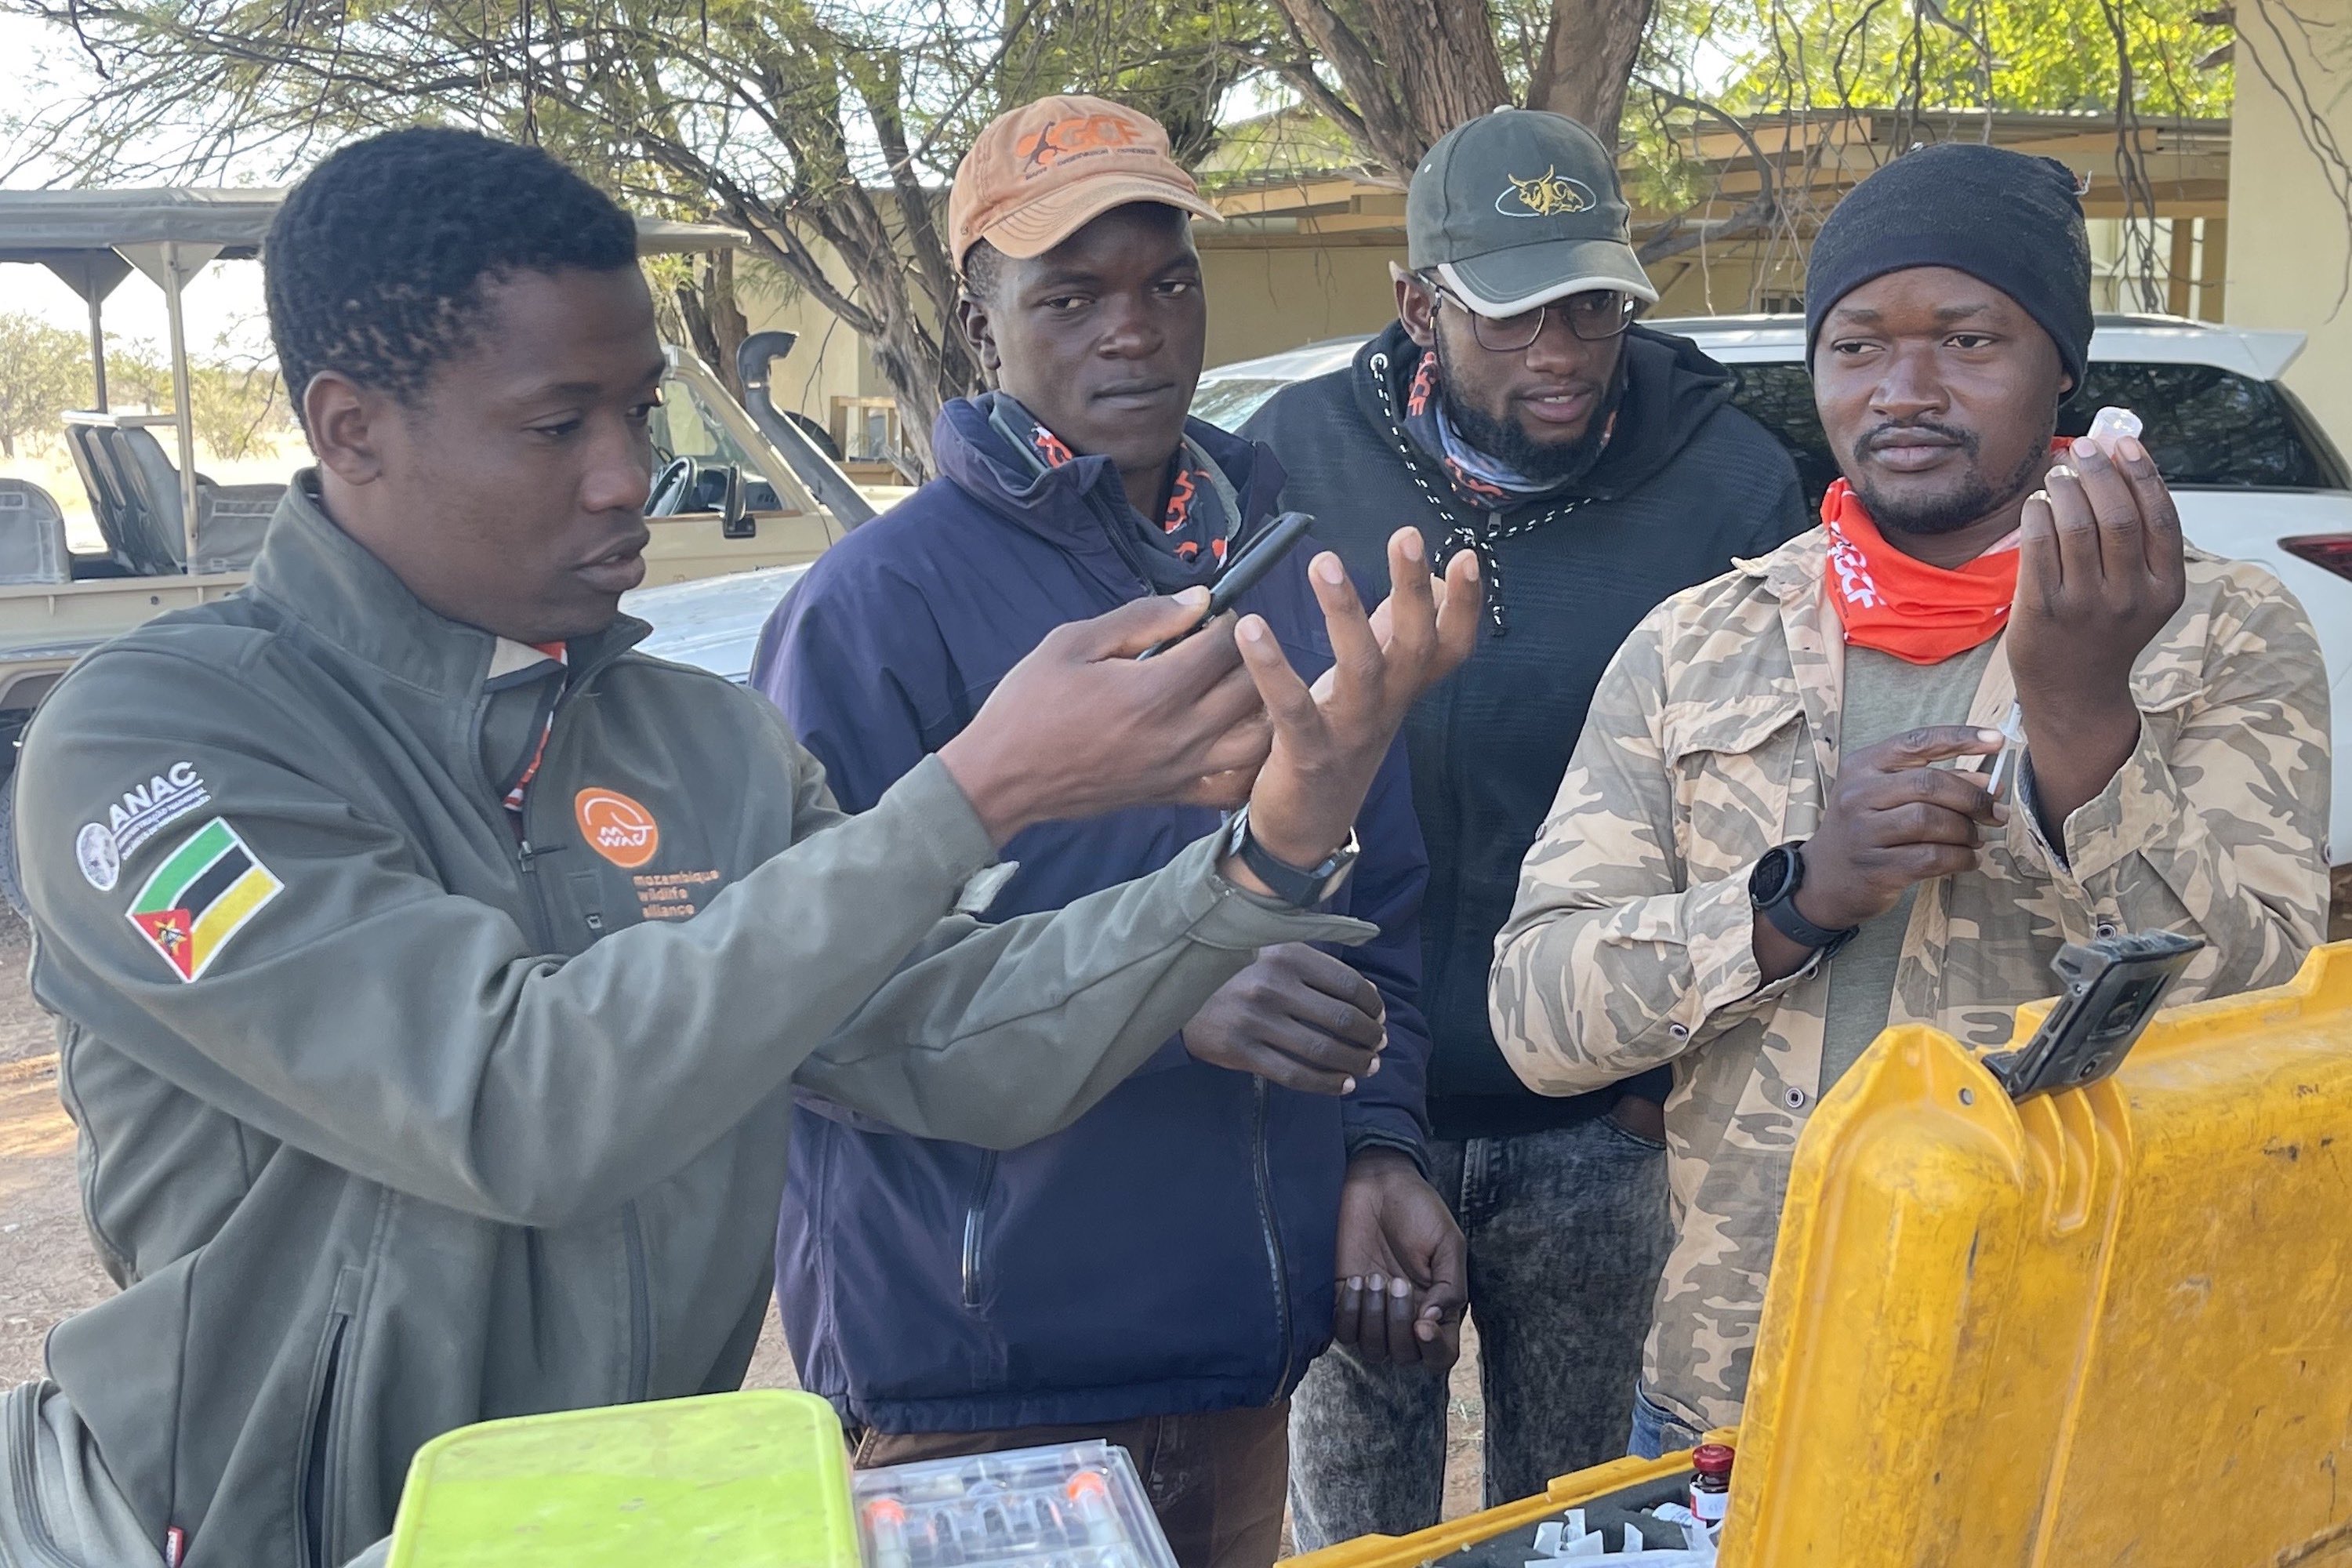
[{"x1": 1491, "y1": 140, "x2": 2331, "y2": 1450}]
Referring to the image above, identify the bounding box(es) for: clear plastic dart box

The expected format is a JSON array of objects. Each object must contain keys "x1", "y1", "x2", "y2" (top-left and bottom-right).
[{"x1": 852, "y1": 1440, "x2": 1178, "y2": 1568}]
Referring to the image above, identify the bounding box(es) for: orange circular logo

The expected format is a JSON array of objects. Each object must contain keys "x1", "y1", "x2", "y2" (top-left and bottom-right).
[{"x1": 575, "y1": 787, "x2": 659, "y2": 869}]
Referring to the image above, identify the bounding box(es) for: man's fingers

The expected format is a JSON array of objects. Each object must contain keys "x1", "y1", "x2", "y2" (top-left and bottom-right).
[
  {"x1": 1334, "y1": 1276, "x2": 1368, "y2": 1349},
  {"x1": 1890, "y1": 841, "x2": 1983, "y2": 882},
  {"x1": 1381, "y1": 1275, "x2": 1417, "y2": 1364},
  {"x1": 1235, "y1": 613, "x2": 1322, "y2": 737},
  {"x1": 1235, "y1": 1039, "x2": 1360, "y2": 1095},
  {"x1": 2042, "y1": 461, "x2": 2107, "y2": 585},
  {"x1": 1869, "y1": 799, "x2": 1987, "y2": 849},
  {"x1": 1432, "y1": 546, "x2": 1483, "y2": 676},
  {"x1": 1271, "y1": 942, "x2": 1385, "y2": 1015},
  {"x1": 1314, "y1": 549, "x2": 1387, "y2": 713},
  {"x1": 2017, "y1": 488, "x2": 2061, "y2": 608},
  {"x1": 2114, "y1": 434, "x2": 2188, "y2": 589},
  {"x1": 1180, "y1": 659, "x2": 1270, "y2": 745},
  {"x1": 1195, "y1": 700, "x2": 1272, "y2": 773},
  {"x1": 1073, "y1": 586, "x2": 1214, "y2": 659},
  {"x1": 1855, "y1": 724, "x2": 2007, "y2": 771},
  {"x1": 1377, "y1": 530, "x2": 1439, "y2": 680},
  {"x1": 1863, "y1": 764, "x2": 2005, "y2": 826},
  {"x1": 1261, "y1": 1010, "x2": 1383, "y2": 1069},
  {"x1": 2063, "y1": 437, "x2": 2147, "y2": 581}
]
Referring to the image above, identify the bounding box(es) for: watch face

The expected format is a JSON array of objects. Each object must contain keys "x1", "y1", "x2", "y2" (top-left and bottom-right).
[{"x1": 1749, "y1": 845, "x2": 1795, "y2": 906}]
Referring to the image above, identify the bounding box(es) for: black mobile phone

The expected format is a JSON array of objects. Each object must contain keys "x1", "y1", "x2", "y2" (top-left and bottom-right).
[
  {"x1": 1135, "y1": 510, "x2": 1317, "y2": 659},
  {"x1": 1983, "y1": 930, "x2": 2205, "y2": 1101}
]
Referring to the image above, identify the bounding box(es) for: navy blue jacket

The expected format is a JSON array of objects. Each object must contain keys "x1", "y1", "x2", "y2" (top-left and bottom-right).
[{"x1": 753, "y1": 401, "x2": 1433, "y2": 1432}]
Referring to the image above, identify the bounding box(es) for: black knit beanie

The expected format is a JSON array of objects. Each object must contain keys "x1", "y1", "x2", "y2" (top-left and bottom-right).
[{"x1": 1805, "y1": 143, "x2": 2093, "y2": 397}]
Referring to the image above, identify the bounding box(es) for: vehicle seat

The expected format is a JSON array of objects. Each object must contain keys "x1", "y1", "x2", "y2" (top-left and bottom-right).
[
  {"x1": 0, "y1": 481, "x2": 71, "y2": 586},
  {"x1": 64, "y1": 423, "x2": 165, "y2": 575},
  {"x1": 114, "y1": 428, "x2": 281, "y2": 575}
]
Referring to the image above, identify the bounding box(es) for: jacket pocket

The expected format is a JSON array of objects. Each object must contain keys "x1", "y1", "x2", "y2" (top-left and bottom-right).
[
  {"x1": 960, "y1": 1152, "x2": 998, "y2": 1312},
  {"x1": 2129, "y1": 666, "x2": 2202, "y2": 751},
  {"x1": 1659, "y1": 695, "x2": 1807, "y2": 881},
  {"x1": 298, "y1": 1267, "x2": 364, "y2": 1568}
]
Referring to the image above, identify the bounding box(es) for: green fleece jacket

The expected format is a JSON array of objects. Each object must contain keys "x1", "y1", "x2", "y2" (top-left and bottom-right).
[{"x1": 13, "y1": 480, "x2": 1369, "y2": 1568}]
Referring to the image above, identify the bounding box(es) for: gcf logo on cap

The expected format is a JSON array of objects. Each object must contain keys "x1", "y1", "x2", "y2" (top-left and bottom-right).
[
  {"x1": 1015, "y1": 114, "x2": 1144, "y2": 178},
  {"x1": 1497, "y1": 167, "x2": 1595, "y2": 219},
  {"x1": 575, "y1": 788, "x2": 660, "y2": 869}
]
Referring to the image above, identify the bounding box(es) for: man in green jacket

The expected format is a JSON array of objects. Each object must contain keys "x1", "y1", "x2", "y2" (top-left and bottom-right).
[{"x1": 0, "y1": 129, "x2": 1476, "y2": 1568}]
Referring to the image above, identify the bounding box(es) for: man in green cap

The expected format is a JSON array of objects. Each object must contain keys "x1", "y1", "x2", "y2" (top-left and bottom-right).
[{"x1": 1247, "y1": 107, "x2": 1806, "y2": 1543}]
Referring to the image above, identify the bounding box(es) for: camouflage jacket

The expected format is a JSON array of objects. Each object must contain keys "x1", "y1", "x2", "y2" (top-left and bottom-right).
[{"x1": 1490, "y1": 526, "x2": 2331, "y2": 1432}]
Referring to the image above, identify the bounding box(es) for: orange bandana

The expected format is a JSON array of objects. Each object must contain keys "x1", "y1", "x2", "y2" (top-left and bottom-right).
[{"x1": 1821, "y1": 479, "x2": 2020, "y2": 666}]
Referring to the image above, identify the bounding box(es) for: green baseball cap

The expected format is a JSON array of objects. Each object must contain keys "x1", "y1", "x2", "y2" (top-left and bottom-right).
[{"x1": 1406, "y1": 107, "x2": 1656, "y2": 313}]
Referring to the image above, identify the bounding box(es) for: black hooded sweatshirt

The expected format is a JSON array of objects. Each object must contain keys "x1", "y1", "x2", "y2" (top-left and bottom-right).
[{"x1": 1245, "y1": 321, "x2": 1807, "y2": 1142}]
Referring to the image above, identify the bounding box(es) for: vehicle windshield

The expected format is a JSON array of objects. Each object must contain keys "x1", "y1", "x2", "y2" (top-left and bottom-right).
[
  {"x1": 651, "y1": 374, "x2": 760, "y2": 470},
  {"x1": 1731, "y1": 360, "x2": 2350, "y2": 510},
  {"x1": 1189, "y1": 377, "x2": 1295, "y2": 433}
]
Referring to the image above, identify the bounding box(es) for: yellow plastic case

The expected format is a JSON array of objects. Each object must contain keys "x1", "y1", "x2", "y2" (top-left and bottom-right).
[
  {"x1": 1293, "y1": 943, "x2": 2352, "y2": 1568},
  {"x1": 383, "y1": 1388, "x2": 859, "y2": 1568}
]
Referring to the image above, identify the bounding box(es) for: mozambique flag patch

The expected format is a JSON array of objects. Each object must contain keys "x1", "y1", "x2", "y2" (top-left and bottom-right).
[{"x1": 126, "y1": 818, "x2": 283, "y2": 982}]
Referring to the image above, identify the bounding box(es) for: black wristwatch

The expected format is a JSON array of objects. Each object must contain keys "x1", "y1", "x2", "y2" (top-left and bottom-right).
[
  {"x1": 1748, "y1": 842, "x2": 1859, "y2": 957},
  {"x1": 1221, "y1": 805, "x2": 1359, "y2": 909}
]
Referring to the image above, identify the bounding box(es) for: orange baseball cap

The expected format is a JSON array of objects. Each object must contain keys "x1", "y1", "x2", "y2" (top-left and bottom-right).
[{"x1": 949, "y1": 95, "x2": 1222, "y2": 270}]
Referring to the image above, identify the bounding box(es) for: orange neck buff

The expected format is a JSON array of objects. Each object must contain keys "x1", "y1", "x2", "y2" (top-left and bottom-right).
[{"x1": 1820, "y1": 478, "x2": 2020, "y2": 666}]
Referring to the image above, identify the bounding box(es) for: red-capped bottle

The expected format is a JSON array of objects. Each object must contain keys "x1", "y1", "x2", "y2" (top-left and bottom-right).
[{"x1": 1688, "y1": 1442, "x2": 1734, "y2": 1526}]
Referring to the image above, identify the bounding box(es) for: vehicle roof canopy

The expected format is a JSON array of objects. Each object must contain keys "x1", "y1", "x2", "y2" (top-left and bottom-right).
[{"x1": 0, "y1": 185, "x2": 746, "y2": 281}]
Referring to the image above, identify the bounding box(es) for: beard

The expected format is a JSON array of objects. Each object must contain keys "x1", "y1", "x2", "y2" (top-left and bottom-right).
[
  {"x1": 1432, "y1": 332, "x2": 1622, "y2": 485},
  {"x1": 1847, "y1": 419, "x2": 2052, "y2": 536}
]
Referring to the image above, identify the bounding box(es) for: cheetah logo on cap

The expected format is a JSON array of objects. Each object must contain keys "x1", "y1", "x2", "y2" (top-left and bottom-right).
[
  {"x1": 1016, "y1": 114, "x2": 1144, "y2": 176},
  {"x1": 1497, "y1": 168, "x2": 1596, "y2": 219}
]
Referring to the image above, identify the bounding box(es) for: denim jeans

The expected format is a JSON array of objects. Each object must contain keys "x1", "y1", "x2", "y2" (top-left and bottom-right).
[
  {"x1": 1626, "y1": 1385, "x2": 1706, "y2": 1460},
  {"x1": 1287, "y1": 1115, "x2": 1673, "y2": 1550}
]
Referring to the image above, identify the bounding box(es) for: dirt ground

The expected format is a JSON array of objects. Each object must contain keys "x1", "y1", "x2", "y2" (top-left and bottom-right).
[{"x1": 0, "y1": 902, "x2": 1488, "y2": 1521}]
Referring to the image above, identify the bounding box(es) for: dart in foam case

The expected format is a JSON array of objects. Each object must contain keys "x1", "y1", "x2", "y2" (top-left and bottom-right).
[
  {"x1": 853, "y1": 1439, "x2": 1178, "y2": 1568},
  {"x1": 2084, "y1": 405, "x2": 2142, "y2": 452}
]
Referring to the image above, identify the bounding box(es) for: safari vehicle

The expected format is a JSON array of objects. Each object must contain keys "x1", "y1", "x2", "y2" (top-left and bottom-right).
[{"x1": 0, "y1": 187, "x2": 871, "y2": 776}]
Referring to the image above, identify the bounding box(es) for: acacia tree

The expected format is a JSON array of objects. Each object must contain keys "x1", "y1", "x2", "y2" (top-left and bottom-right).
[
  {"x1": 1235, "y1": 0, "x2": 2234, "y2": 270},
  {"x1": 1241, "y1": 0, "x2": 1656, "y2": 174},
  {"x1": 13, "y1": 0, "x2": 1264, "y2": 474},
  {"x1": 0, "y1": 314, "x2": 87, "y2": 459}
]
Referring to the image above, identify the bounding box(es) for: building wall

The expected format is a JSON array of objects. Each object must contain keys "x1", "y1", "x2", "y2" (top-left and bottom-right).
[
  {"x1": 736, "y1": 254, "x2": 893, "y2": 442},
  {"x1": 2230, "y1": 2, "x2": 2352, "y2": 444},
  {"x1": 1199, "y1": 244, "x2": 1402, "y2": 367}
]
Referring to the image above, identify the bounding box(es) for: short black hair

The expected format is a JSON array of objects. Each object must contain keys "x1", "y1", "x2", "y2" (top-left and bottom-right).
[
  {"x1": 267, "y1": 127, "x2": 639, "y2": 416},
  {"x1": 961, "y1": 238, "x2": 1005, "y2": 302}
]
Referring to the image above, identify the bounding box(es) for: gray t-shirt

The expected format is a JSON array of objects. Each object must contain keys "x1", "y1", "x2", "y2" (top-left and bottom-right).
[{"x1": 1817, "y1": 641, "x2": 2000, "y2": 1088}]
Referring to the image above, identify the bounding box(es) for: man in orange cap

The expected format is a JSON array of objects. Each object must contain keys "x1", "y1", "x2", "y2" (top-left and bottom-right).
[{"x1": 752, "y1": 96, "x2": 1464, "y2": 1568}]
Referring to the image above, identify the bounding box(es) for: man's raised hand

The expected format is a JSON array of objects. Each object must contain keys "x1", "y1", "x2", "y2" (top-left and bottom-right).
[
  {"x1": 938, "y1": 589, "x2": 1272, "y2": 846},
  {"x1": 2007, "y1": 432, "x2": 2187, "y2": 832},
  {"x1": 1232, "y1": 529, "x2": 1481, "y2": 878}
]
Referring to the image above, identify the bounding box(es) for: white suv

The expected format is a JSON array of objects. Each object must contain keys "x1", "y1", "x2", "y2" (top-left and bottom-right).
[{"x1": 1194, "y1": 314, "x2": 2352, "y2": 880}]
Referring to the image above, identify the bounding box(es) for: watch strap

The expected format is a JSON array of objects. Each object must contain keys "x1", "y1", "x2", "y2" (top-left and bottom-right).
[
  {"x1": 1228, "y1": 807, "x2": 1356, "y2": 908},
  {"x1": 1752, "y1": 842, "x2": 1860, "y2": 956},
  {"x1": 1761, "y1": 889, "x2": 1857, "y2": 956}
]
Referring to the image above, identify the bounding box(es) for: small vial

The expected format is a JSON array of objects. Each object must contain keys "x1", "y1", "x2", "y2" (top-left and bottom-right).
[
  {"x1": 1689, "y1": 1442, "x2": 1735, "y2": 1526},
  {"x1": 2085, "y1": 405, "x2": 2142, "y2": 451},
  {"x1": 1065, "y1": 1470, "x2": 1120, "y2": 1545},
  {"x1": 1983, "y1": 700, "x2": 2028, "y2": 802},
  {"x1": 864, "y1": 1497, "x2": 913, "y2": 1568}
]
